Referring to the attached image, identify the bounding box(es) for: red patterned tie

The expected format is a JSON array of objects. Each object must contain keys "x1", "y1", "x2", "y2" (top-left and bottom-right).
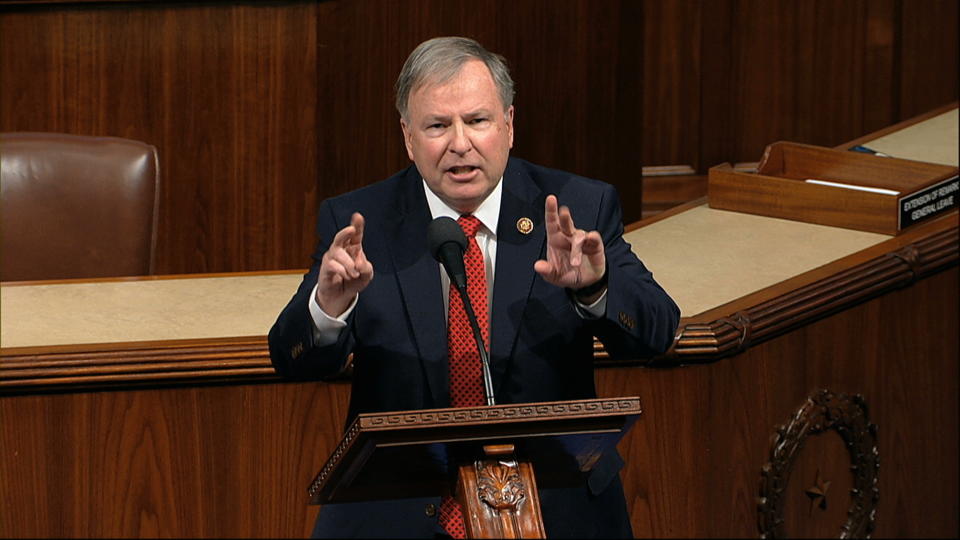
[{"x1": 439, "y1": 214, "x2": 488, "y2": 538}]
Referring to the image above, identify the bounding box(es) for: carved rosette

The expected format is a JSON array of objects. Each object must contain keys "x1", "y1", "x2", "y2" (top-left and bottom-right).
[
  {"x1": 758, "y1": 389, "x2": 880, "y2": 538},
  {"x1": 477, "y1": 460, "x2": 526, "y2": 510}
]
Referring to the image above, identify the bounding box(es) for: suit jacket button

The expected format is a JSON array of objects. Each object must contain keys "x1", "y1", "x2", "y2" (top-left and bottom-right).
[{"x1": 425, "y1": 503, "x2": 437, "y2": 517}]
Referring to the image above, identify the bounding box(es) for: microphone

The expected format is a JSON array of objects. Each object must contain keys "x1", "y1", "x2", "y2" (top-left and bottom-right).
[
  {"x1": 426, "y1": 216, "x2": 496, "y2": 406},
  {"x1": 427, "y1": 216, "x2": 468, "y2": 289}
]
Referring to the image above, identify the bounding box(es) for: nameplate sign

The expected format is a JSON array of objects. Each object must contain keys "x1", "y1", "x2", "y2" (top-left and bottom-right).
[{"x1": 899, "y1": 175, "x2": 959, "y2": 230}]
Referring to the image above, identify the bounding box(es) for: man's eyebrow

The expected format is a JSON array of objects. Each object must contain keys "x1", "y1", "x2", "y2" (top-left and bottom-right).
[
  {"x1": 419, "y1": 109, "x2": 493, "y2": 124},
  {"x1": 464, "y1": 108, "x2": 493, "y2": 117}
]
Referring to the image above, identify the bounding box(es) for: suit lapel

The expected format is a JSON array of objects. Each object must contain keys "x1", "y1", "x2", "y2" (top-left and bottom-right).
[
  {"x1": 385, "y1": 169, "x2": 448, "y2": 407},
  {"x1": 490, "y1": 160, "x2": 546, "y2": 392},
  {"x1": 386, "y1": 161, "x2": 546, "y2": 405}
]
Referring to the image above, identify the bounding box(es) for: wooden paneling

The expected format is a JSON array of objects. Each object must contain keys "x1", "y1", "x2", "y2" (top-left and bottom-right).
[
  {"x1": 862, "y1": 0, "x2": 899, "y2": 133},
  {"x1": 641, "y1": 0, "x2": 702, "y2": 170},
  {"x1": 645, "y1": 0, "x2": 958, "y2": 166},
  {"x1": 2, "y1": 267, "x2": 954, "y2": 537},
  {"x1": 3, "y1": 211, "x2": 956, "y2": 537},
  {"x1": 0, "y1": 1, "x2": 320, "y2": 275},
  {"x1": 316, "y1": 0, "x2": 646, "y2": 223},
  {"x1": 715, "y1": 0, "x2": 870, "y2": 162},
  {"x1": 638, "y1": 174, "x2": 707, "y2": 220},
  {"x1": 2, "y1": 0, "x2": 956, "y2": 267},
  {"x1": 0, "y1": 380, "x2": 351, "y2": 538},
  {"x1": 640, "y1": 0, "x2": 958, "y2": 218},
  {"x1": 0, "y1": 0, "x2": 646, "y2": 269},
  {"x1": 899, "y1": 0, "x2": 960, "y2": 119},
  {"x1": 1, "y1": 3, "x2": 958, "y2": 537},
  {"x1": 600, "y1": 266, "x2": 958, "y2": 537}
]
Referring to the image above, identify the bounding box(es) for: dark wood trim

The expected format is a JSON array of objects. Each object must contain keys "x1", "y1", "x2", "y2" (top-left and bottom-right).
[
  {"x1": 0, "y1": 0, "x2": 139, "y2": 5},
  {"x1": 0, "y1": 268, "x2": 306, "y2": 287},
  {"x1": 634, "y1": 211, "x2": 958, "y2": 366},
  {"x1": 0, "y1": 337, "x2": 277, "y2": 394},
  {"x1": 0, "y1": 0, "x2": 270, "y2": 5},
  {"x1": 690, "y1": 208, "x2": 957, "y2": 323},
  {"x1": 307, "y1": 397, "x2": 641, "y2": 504}
]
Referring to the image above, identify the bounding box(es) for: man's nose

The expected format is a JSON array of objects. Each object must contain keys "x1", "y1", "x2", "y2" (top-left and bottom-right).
[{"x1": 448, "y1": 123, "x2": 472, "y2": 155}]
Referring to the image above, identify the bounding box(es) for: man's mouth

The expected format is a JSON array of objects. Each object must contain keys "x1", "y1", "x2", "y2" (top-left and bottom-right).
[{"x1": 447, "y1": 165, "x2": 478, "y2": 175}]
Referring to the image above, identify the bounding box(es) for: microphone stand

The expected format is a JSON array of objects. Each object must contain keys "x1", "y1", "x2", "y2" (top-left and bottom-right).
[{"x1": 452, "y1": 283, "x2": 496, "y2": 406}]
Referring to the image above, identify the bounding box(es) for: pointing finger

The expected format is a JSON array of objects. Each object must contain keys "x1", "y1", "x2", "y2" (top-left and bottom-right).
[
  {"x1": 558, "y1": 204, "x2": 576, "y2": 236},
  {"x1": 544, "y1": 195, "x2": 560, "y2": 232},
  {"x1": 350, "y1": 213, "x2": 365, "y2": 244},
  {"x1": 331, "y1": 224, "x2": 357, "y2": 248}
]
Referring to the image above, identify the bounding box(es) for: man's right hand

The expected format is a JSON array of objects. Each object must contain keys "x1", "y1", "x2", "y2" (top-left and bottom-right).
[{"x1": 316, "y1": 212, "x2": 373, "y2": 317}]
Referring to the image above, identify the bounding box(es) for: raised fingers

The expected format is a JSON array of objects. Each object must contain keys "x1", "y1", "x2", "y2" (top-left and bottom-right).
[
  {"x1": 568, "y1": 228, "x2": 584, "y2": 267},
  {"x1": 331, "y1": 222, "x2": 358, "y2": 251},
  {"x1": 320, "y1": 254, "x2": 348, "y2": 285},
  {"x1": 355, "y1": 244, "x2": 374, "y2": 280},
  {"x1": 349, "y1": 213, "x2": 365, "y2": 245},
  {"x1": 543, "y1": 195, "x2": 560, "y2": 232},
  {"x1": 582, "y1": 230, "x2": 604, "y2": 255},
  {"x1": 558, "y1": 203, "x2": 576, "y2": 237},
  {"x1": 328, "y1": 248, "x2": 360, "y2": 278}
]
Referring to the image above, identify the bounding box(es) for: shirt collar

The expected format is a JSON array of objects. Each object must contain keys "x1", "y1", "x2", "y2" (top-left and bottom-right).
[{"x1": 422, "y1": 178, "x2": 502, "y2": 236}]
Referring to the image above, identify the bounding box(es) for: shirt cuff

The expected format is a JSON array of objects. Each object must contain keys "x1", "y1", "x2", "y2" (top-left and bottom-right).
[
  {"x1": 308, "y1": 283, "x2": 357, "y2": 347},
  {"x1": 574, "y1": 288, "x2": 607, "y2": 319}
]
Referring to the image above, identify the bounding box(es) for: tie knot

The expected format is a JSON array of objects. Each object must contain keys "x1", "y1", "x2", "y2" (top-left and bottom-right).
[{"x1": 457, "y1": 215, "x2": 482, "y2": 238}]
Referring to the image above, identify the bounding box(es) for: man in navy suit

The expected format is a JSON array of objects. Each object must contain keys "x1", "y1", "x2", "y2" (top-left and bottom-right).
[{"x1": 269, "y1": 36, "x2": 680, "y2": 538}]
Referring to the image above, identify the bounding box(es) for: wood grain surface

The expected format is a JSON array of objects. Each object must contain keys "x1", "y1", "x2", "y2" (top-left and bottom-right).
[
  {"x1": 0, "y1": 2, "x2": 958, "y2": 537},
  {"x1": 2, "y1": 0, "x2": 956, "y2": 273}
]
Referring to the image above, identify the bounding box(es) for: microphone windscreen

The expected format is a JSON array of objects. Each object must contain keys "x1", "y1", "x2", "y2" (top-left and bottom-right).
[{"x1": 426, "y1": 216, "x2": 467, "y2": 262}]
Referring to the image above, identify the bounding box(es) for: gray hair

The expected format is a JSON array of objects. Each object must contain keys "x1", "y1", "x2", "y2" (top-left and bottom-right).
[{"x1": 395, "y1": 36, "x2": 515, "y2": 119}]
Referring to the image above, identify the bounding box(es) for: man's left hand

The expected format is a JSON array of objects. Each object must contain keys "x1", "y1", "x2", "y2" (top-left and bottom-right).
[{"x1": 533, "y1": 194, "x2": 606, "y2": 302}]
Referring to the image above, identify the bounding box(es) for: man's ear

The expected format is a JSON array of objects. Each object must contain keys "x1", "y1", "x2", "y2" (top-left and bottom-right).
[
  {"x1": 400, "y1": 117, "x2": 415, "y2": 161},
  {"x1": 505, "y1": 106, "x2": 515, "y2": 149}
]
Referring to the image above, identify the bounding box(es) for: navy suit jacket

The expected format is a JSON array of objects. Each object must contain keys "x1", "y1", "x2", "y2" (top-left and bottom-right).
[{"x1": 269, "y1": 158, "x2": 680, "y2": 538}]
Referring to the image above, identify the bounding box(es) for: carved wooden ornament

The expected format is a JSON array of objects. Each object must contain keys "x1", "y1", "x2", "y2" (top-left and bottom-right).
[
  {"x1": 758, "y1": 389, "x2": 880, "y2": 538},
  {"x1": 459, "y1": 444, "x2": 546, "y2": 538}
]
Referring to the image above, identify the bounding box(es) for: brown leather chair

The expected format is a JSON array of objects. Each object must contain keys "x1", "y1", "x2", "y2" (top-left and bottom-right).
[{"x1": 1, "y1": 132, "x2": 160, "y2": 281}]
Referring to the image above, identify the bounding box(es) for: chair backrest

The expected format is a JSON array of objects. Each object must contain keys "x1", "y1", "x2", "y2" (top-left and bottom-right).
[{"x1": 0, "y1": 132, "x2": 160, "y2": 282}]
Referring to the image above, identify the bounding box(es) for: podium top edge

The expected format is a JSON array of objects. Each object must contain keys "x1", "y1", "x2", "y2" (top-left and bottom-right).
[{"x1": 353, "y1": 397, "x2": 642, "y2": 430}]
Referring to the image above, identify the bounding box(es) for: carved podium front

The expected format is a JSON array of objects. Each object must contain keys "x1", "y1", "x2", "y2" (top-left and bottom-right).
[{"x1": 308, "y1": 397, "x2": 641, "y2": 538}]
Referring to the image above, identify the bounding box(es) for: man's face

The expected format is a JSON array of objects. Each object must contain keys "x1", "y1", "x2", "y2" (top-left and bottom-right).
[{"x1": 400, "y1": 59, "x2": 514, "y2": 214}]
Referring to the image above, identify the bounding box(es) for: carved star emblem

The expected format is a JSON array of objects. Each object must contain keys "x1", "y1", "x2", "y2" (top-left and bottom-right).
[{"x1": 805, "y1": 469, "x2": 832, "y2": 514}]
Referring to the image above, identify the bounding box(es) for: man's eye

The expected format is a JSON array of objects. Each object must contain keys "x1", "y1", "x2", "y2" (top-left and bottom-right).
[
  {"x1": 470, "y1": 118, "x2": 488, "y2": 124},
  {"x1": 427, "y1": 123, "x2": 445, "y2": 130}
]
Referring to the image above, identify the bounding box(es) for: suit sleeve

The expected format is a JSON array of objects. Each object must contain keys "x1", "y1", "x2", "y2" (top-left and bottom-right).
[
  {"x1": 267, "y1": 200, "x2": 356, "y2": 379},
  {"x1": 588, "y1": 183, "x2": 680, "y2": 360}
]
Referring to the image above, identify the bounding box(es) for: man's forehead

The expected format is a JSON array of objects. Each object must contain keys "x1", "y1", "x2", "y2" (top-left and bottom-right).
[
  {"x1": 408, "y1": 64, "x2": 504, "y2": 116},
  {"x1": 415, "y1": 59, "x2": 492, "y2": 91}
]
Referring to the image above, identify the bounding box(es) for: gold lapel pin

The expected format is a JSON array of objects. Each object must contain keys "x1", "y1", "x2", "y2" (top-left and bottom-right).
[{"x1": 516, "y1": 217, "x2": 533, "y2": 235}]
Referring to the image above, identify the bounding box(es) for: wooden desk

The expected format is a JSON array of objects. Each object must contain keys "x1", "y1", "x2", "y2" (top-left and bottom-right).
[
  {"x1": 602, "y1": 104, "x2": 958, "y2": 538},
  {"x1": 2, "y1": 106, "x2": 957, "y2": 537},
  {"x1": 1, "y1": 272, "x2": 303, "y2": 390}
]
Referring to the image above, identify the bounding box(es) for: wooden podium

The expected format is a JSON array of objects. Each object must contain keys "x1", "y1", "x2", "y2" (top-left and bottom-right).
[{"x1": 307, "y1": 397, "x2": 641, "y2": 538}]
